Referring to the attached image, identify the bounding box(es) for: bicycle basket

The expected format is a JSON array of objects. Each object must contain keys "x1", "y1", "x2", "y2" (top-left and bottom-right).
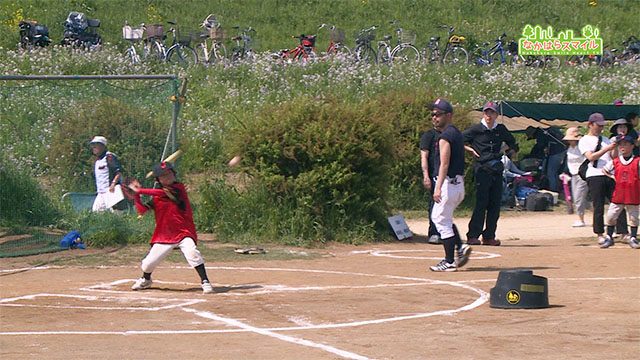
[
  {"x1": 399, "y1": 30, "x2": 417, "y2": 44},
  {"x1": 449, "y1": 34, "x2": 465, "y2": 44},
  {"x1": 122, "y1": 25, "x2": 144, "y2": 40},
  {"x1": 146, "y1": 24, "x2": 164, "y2": 39},
  {"x1": 356, "y1": 29, "x2": 375, "y2": 43},
  {"x1": 301, "y1": 35, "x2": 316, "y2": 47},
  {"x1": 330, "y1": 28, "x2": 346, "y2": 43},
  {"x1": 209, "y1": 26, "x2": 225, "y2": 41}
]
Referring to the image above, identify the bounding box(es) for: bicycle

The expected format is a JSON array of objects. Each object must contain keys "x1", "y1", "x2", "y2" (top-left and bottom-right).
[
  {"x1": 18, "y1": 20, "x2": 51, "y2": 49},
  {"x1": 564, "y1": 53, "x2": 603, "y2": 67},
  {"x1": 230, "y1": 26, "x2": 256, "y2": 63},
  {"x1": 60, "y1": 11, "x2": 101, "y2": 50},
  {"x1": 424, "y1": 25, "x2": 468, "y2": 65},
  {"x1": 376, "y1": 21, "x2": 421, "y2": 65},
  {"x1": 318, "y1": 23, "x2": 351, "y2": 59},
  {"x1": 122, "y1": 22, "x2": 145, "y2": 64},
  {"x1": 195, "y1": 14, "x2": 227, "y2": 65},
  {"x1": 613, "y1": 35, "x2": 640, "y2": 65},
  {"x1": 275, "y1": 33, "x2": 317, "y2": 63},
  {"x1": 144, "y1": 21, "x2": 198, "y2": 66},
  {"x1": 353, "y1": 25, "x2": 378, "y2": 64},
  {"x1": 506, "y1": 40, "x2": 561, "y2": 68},
  {"x1": 473, "y1": 33, "x2": 510, "y2": 66}
]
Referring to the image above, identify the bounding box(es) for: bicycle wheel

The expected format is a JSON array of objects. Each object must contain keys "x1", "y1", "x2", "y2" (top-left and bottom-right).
[
  {"x1": 377, "y1": 43, "x2": 392, "y2": 65},
  {"x1": 600, "y1": 50, "x2": 615, "y2": 67},
  {"x1": 583, "y1": 54, "x2": 602, "y2": 67},
  {"x1": 300, "y1": 49, "x2": 317, "y2": 64},
  {"x1": 195, "y1": 43, "x2": 211, "y2": 64},
  {"x1": 354, "y1": 44, "x2": 377, "y2": 64},
  {"x1": 391, "y1": 44, "x2": 421, "y2": 65},
  {"x1": 144, "y1": 41, "x2": 164, "y2": 62},
  {"x1": 424, "y1": 47, "x2": 440, "y2": 64},
  {"x1": 212, "y1": 43, "x2": 227, "y2": 64},
  {"x1": 491, "y1": 51, "x2": 507, "y2": 66},
  {"x1": 329, "y1": 44, "x2": 352, "y2": 61},
  {"x1": 443, "y1": 46, "x2": 468, "y2": 65},
  {"x1": 167, "y1": 45, "x2": 198, "y2": 66},
  {"x1": 564, "y1": 55, "x2": 582, "y2": 66},
  {"x1": 543, "y1": 55, "x2": 561, "y2": 69},
  {"x1": 124, "y1": 48, "x2": 141, "y2": 64}
]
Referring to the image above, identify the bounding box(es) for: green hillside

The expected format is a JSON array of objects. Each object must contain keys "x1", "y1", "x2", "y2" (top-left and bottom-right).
[{"x1": 1, "y1": 0, "x2": 638, "y2": 51}]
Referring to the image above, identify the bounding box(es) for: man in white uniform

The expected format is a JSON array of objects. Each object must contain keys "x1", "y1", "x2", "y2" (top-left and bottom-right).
[
  {"x1": 90, "y1": 136, "x2": 122, "y2": 212},
  {"x1": 427, "y1": 98, "x2": 471, "y2": 272}
]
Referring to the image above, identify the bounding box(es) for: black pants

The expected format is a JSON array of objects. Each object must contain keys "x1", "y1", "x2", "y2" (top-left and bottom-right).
[
  {"x1": 467, "y1": 168, "x2": 503, "y2": 240},
  {"x1": 586, "y1": 176, "x2": 628, "y2": 235}
]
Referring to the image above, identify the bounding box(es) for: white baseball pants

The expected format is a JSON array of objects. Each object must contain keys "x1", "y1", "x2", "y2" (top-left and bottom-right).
[
  {"x1": 606, "y1": 203, "x2": 639, "y2": 227},
  {"x1": 431, "y1": 175, "x2": 465, "y2": 239},
  {"x1": 140, "y1": 237, "x2": 205, "y2": 273}
]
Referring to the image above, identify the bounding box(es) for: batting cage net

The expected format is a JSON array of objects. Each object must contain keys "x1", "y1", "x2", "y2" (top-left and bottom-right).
[{"x1": 0, "y1": 74, "x2": 182, "y2": 257}]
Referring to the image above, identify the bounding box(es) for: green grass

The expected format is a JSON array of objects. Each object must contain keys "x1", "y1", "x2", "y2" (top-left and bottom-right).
[{"x1": 0, "y1": 0, "x2": 637, "y2": 51}]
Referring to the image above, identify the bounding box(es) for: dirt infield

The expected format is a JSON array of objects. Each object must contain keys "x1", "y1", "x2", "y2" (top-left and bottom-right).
[{"x1": 1, "y1": 211, "x2": 638, "y2": 359}]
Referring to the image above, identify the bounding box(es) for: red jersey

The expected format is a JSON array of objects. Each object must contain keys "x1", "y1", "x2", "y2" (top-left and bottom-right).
[
  {"x1": 133, "y1": 182, "x2": 198, "y2": 244},
  {"x1": 611, "y1": 156, "x2": 640, "y2": 205}
]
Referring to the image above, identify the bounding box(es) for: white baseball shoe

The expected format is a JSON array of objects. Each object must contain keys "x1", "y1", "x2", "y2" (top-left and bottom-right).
[
  {"x1": 201, "y1": 280, "x2": 214, "y2": 294},
  {"x1": 456, "y1": 244, "x2": 472, "y2": 268},
  {"x1": 131, "y1": 277, "x2": 152, "y2": 290}
]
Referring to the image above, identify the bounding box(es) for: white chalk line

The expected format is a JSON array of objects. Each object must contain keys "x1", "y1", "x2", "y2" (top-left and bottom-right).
[
  {"x1": 0, "y1": 292, "x2": 204, "y2": 311},
  {"x1": 354, "y1": 249, "x2": 501, "y2": 260},
  {"x1": 181, "y1": 307, "x2": 370, "y2": 360},
  {"x1": 84, "y1": 278, "x2": 439, "y2": 297}
]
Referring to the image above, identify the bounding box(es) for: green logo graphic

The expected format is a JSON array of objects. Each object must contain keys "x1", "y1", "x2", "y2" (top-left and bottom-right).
[{"x1": 518, "y1": 25, "x2": 603, "y2": 56}]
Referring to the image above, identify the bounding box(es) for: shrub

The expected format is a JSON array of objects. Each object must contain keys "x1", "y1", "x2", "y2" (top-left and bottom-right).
[
  {"x1": 199, "y1": 95, "x2": 397, "y2": 245},
  {"x1": 0, "y1": 157, "x2": 61, "y2": 226},
  {"x1": 72, "y1": 211, "x2": 154, "y2": 248},
  {"x1": 46, "y1": 97, "x2": 167, "y2": 193}
]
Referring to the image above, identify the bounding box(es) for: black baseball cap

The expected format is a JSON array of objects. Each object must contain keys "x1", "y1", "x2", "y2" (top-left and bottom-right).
[
  {"x1": 428, "y1": 98, "x2": 453, "y2": 113},
  {"x1": 152, "y1": 162, "x2": 175, "y2": 177}
]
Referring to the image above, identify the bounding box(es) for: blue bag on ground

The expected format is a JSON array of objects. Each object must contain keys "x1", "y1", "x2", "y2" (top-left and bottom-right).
[{"x1": 60, "y1": 230, "x2": 85, "y2": 249}]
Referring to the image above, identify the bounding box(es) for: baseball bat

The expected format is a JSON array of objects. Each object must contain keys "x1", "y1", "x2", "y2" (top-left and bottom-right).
[{"x1": 146, "y1": 149, "x2": 183, "y2": 178}]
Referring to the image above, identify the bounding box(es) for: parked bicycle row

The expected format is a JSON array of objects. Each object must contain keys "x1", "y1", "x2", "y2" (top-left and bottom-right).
[{"x1": 17, "y1": 13, "x2": 640, "y2": 67}]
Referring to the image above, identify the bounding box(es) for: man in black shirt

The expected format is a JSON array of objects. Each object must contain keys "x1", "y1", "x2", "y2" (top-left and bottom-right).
[
  {"x1": 427, "y1": 98, "x2": 471, "y2": 272},
  {"x1": 463, "y1": 101, "x2": 519, "y2": 246},
  {"x1": 420, "y1": 117, "x2": 442, "y2": 244}
]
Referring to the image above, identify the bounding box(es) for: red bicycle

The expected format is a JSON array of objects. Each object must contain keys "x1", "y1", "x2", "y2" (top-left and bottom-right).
[
  {"x1": 318, "y1": 23, "x2": 351, "y2": 59},
  {"x1": 274, "y1": 33, "x2": 317, "y2": 63}
]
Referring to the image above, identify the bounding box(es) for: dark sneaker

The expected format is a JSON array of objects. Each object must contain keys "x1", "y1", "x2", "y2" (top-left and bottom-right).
[
  {"x1": 456, "y1": 244, "x2": 472, "y2": 268},
  {"x1": 430, "y1": 259, "x2": 457, "y2": 272},
  {"x1": 599, "y1": 235, "x2": 614, "y2": 249},
  {"x1": 467, "y1": 237, "x2": 481, "y2": 245},
  {"x1": 481, "y1": 238, "x2": 501, "y2": 246},
  {"x1": 629, "y1": 237, "x2": 639, "y2": 249}
]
